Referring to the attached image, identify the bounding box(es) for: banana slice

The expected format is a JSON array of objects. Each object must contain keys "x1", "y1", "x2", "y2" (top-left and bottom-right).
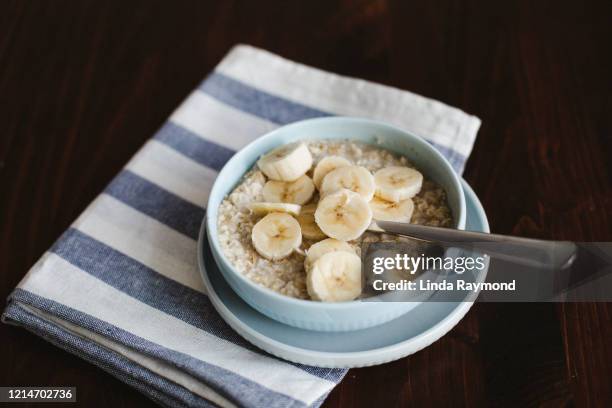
[
  {"x1": 312, "y1": 156, "x2": 351, "y2": 190},
  {"x1": 249, "y1": 202, "x2": 301, "y2": 216},
  {"x1": 307, "y1": 251, "x2": 362, "y2": 302},
  {"x1": 304, "y1": 238, "x2": 354, "y2": 271},
  {"x1": 257, "y1": 142, "x2": 313, "y2": 181},
  {"x1": 251, "y1": 213, "x2": 302, "y2": 260},
  {"x1": 374, "y1": 166, "x2": 423, "y2": 202},
  {"x1": 369, "y1": 196, "x2": 414, "y2": 222},
  {"x1": 320, "y1": 165, "x2": 375, "y2": 201},
  {"x1": 315, "y1": 189, "x2": 372, "y2": 241},
  {"x1": 296, "y1": 203, "x2": 327, "y2": 240},
  {"x1": 262, "y1": 175, "x2": 315, "y2": 205}
]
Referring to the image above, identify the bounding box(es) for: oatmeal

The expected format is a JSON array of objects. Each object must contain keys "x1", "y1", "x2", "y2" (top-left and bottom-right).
[{"x1": 217, "y1": 140, "x2": 453, "y2": 300}]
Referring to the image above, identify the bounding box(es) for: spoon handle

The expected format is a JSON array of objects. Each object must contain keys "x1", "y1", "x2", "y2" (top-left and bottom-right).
[{"x1": 373, "y1": 220, "x2": 577, "y2": 270}]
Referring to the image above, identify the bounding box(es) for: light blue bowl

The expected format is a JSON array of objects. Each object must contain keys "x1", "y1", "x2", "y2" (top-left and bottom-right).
[{"x1": 206, "y1": 117, "x2": 466, "y2": 332}]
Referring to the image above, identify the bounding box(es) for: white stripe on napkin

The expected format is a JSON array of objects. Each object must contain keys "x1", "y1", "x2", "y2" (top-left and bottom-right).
[
  {"x1": 73, "y1": 195, "x2": 204, "y2": 293},
  {"x1": 126, "y1": 140, "x2": 217, "y2": 208},
  {"x1": 170, "y1": 91, "x2": 276, "y2": 151}
]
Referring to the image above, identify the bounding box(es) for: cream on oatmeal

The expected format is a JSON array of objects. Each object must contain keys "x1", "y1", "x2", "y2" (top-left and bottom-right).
[{"x1": 217, "y1": 140, "x2": 453, "y2": 299}]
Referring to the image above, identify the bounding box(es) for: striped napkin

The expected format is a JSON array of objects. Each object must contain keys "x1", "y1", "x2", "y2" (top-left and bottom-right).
[{"x1": 3, "y1": 45, "x2": 481, "y2": 408}]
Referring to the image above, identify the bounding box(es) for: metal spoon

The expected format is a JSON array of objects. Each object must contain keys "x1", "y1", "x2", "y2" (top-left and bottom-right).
[{"x1": 371, "y1": 220, "x2": 578, "y2": 270}]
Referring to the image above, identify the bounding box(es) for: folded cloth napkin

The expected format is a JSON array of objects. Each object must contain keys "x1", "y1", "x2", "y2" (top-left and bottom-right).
[{"x1": 3, "y1": 45, "x2": 481, "y2": 408}]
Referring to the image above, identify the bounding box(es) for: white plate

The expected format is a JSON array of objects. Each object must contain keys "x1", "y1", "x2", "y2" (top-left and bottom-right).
[{"x1": 198, "y1": 179, "x2": 489, "y2": 368}]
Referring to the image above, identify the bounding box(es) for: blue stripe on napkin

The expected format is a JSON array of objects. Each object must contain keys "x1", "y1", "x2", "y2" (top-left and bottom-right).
[
  {"x1": 201, "y1": 72, "x2": 330, "y2": 125},
  {"x1": 154, "y1": 122, "x2": 235, "y2": 172},
  {"x1": 106, "y1": 170, "x2": 205, "y2": 240}
]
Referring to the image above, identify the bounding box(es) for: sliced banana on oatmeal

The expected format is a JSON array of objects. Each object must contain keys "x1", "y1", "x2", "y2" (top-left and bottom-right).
[
  {"x1": 374, "y1": 166, "x2": 423, "y2": 202},
  {"x1": 304, "y1": 238, "x2": 355, "y2": 271},
  {"x1": 312, "y1": 156, "x2": 351, "y2": 190},
  {"x1": 262, "y1": 175, "x2": 315, "y2": 205},
  {"x1": 369, "y1": 196, "x2": 414, "y2": 223},
  {"x1": 315, "y1": 189, "x2": 372, "y2": 241},
  {"x1": 249, "y1": 202, "x2": 301, "y2": 216},
  {"x1": 320, "y1": 165, "x2": 376, "y2": 201},
  {"x1": 257, "y1": 142, "x2": 313, "y2": 181},
  {"x1": 307, "y1": 251, "x2": 362, "y2": 302},
  {"x1": 251, "y1": 212, "x2": 302, "y2": 260},
  {"x1": 296, "y1": 203, "x2": 327, "y2": 240}
]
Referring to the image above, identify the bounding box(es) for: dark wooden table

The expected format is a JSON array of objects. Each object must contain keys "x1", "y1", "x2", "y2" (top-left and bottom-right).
[{"x1": 1, "y1": 1, "x2": 611, "y2": 406}]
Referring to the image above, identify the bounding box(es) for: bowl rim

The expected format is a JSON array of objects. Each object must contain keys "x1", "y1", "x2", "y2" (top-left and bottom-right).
[{"x1": 205, "y1": 116, "x2": 466, "y2": 309}]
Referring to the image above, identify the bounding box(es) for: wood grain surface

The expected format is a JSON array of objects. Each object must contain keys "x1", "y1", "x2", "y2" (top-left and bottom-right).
[{"x1": 1, "y1": 0, "x2": 610, "y2": 407}]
